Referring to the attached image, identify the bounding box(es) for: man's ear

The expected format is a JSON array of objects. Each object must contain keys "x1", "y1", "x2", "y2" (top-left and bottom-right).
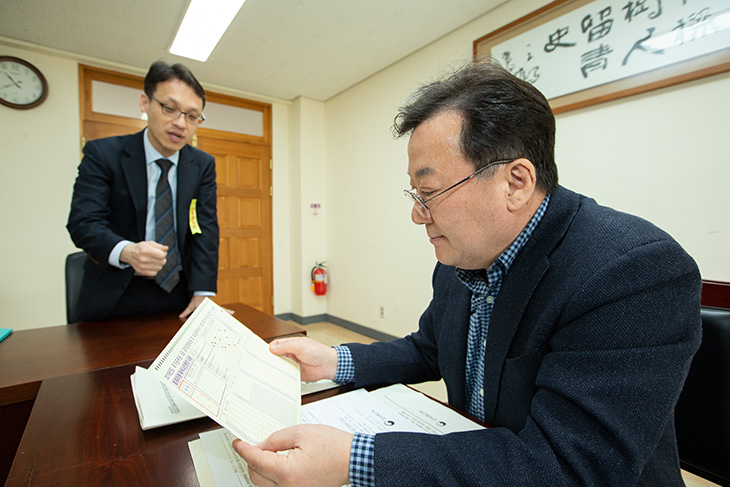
[
  {"x1": 139, "y1": 93, "x2": 149, "y2": 115},
  {"x1": 505, "y1": 158, "x2": 537, "y2": 211}
]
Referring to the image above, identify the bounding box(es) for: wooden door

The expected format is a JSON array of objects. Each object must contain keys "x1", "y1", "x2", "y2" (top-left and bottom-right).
[
  {"x1": 82, "y1": 118, "x2": 146, "y2": 145},
  {"x1": 195, "y1": 135, "x2": 272, "y2": 312},
  {"x1": 78, "y1": 65, "x2": 273, "y2": 314}
]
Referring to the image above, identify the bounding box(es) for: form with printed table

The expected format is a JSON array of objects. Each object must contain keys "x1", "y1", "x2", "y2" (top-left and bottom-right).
[{"x1": 149, "y1": 298, "x2": 301, "y2": 444}]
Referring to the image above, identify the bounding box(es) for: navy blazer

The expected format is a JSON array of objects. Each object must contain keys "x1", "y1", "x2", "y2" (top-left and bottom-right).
[
  {"x1": 347, "y1": 186, "x2": 702, "y2": 485},
  {"x1": 67, "y1": 130, "x2": 219, "y2": 320}
]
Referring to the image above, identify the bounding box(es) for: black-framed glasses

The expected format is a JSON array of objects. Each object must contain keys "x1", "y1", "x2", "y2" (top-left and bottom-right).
[
  {"x1": 149, "y1": 95, "x2": 205, "y2": 125},
  {"x1": 404, "y1": 158, "x2": 515, "y2": 212}
]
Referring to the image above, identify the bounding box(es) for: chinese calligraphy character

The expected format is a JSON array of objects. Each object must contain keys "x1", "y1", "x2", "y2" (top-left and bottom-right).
[
  {"x1": 544, "y1": 26, "x2": 577, "y2": 52},
  {"x1": 499, "y1": 52, "x2": 540, "y2": 84},
  {"x1": 582, "y1": 6, "x2": 614, "y2": 43},
  {"x1": 513, "y1": 66, "x2": 540, "y2": 84},
  {"x1": 581, "y1": 44, "x2": 615, "y2": 77},
  {"x1": 673, "y1": 8, "x2": 715, "y2": 45},
  {"x1": 622, "y1": 0, "x2": 662, "y2": 22},
  {"x1": 501, "y1": 52, "x2": 516, "y2": 72},
  {"x1": 622, "y1": 27, "x2": 665, "y2": 65}
]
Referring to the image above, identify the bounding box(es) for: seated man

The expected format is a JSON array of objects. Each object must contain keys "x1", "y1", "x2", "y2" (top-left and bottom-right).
[
  {"x1": 233, "y1": 60, "x2": 701, "y2": 486},
  {"x1": 67, "y1": 61, "x2": 219, "y2": 321}
]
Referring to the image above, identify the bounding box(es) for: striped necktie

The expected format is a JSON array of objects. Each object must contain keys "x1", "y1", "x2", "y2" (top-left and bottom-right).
[{"x1": 154, "y1": 159, "x2": 181, "y2": 293}]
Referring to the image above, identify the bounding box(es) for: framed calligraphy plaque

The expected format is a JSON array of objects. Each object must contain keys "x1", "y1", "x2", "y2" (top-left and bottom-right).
[{"x1": 474, "y1": 0, "x2": 730, "y2": 113}]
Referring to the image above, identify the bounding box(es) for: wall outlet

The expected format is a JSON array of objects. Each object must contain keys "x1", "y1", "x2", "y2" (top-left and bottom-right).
[{"x1": 379, "y1": 306, "x2": 385, "y2": 319}]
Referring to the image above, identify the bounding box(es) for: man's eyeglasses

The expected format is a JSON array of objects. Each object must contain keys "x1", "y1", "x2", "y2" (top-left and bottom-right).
[
  {"x1": 404, "y1": 158, "x2": 515, "y2": 212},
  {"x1": 149, "y1": 95, "x2": 205, "y2": 125}
]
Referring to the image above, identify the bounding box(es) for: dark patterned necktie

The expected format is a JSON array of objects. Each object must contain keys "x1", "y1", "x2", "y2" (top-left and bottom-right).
[{"x1": 154, "y1": 159, "x2": 180, "y2": 292}]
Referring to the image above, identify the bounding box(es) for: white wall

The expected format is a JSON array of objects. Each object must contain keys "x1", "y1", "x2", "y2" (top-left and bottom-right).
[
  {"x1": 554, "y1": 73, "x2": 730, "y2": 281},
  {"x1": 323, "y1": 0, "x2": 730, "y2": 338},
  {"x1": 271, "y1": 101, "x2": 293, "y2": 314},
  {"x1": 287, "y1": 97, "x2": 328, "y2": 319},
  {"x1": 0, "y1": 44, "x2": 80, "y2": 330},
  {"x1": 2, "y1": 0, "x2": 728, "y2": 332}
]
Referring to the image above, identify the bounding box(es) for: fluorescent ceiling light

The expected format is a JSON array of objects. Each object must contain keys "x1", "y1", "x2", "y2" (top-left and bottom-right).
[{"x1": 169, "y1": 0, "x2": 246, "y2": 62}]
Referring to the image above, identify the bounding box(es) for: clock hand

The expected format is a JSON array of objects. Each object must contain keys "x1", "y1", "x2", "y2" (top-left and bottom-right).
[{"x1": 5, "y1": 73, "x2": 21, "y2": 89}]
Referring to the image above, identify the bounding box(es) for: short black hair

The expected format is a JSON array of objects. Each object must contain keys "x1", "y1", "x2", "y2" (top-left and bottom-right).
[
  {"x1": 144, "y1": 61, "x2": 206, "y2": 109},
  {"x1": 393, "y1": 60, "x2": 558, "y2": 193}
]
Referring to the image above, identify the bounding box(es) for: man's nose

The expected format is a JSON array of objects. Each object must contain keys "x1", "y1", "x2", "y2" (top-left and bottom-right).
[
  {"x1": 172, "y1": 114, "x2": 187, "y2": 129},
  {"x1": 411, "y1": 203, "x2": 432, "y2": 225}
]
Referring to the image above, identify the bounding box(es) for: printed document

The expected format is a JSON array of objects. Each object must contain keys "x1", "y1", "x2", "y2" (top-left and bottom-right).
[
  {"x1": 190, "y1": 384, "x2": 485, "y2": 486},
  {"x1": 149, "y1": 298, "x2": 301, "y2": 444},
  {"x1": 370, "y1": 383, "x2": 483, "y2": 434},
  {"x1": 132, "y1": 372, "x2": 339, "y2": 430},
  {"x1": 130, "y1": 365, "x2": 206, "y2": 429}
]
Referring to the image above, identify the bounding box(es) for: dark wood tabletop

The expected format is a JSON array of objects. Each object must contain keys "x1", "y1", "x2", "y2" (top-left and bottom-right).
[
  {"x1": 4, "y1": 360, "x2": 346, "y2": 487},
  {"x1": 0, "y1": 304, "x2": 306, "y2": 486},
  {"x1": 0, "y1": 303, "x2": 305, "y2": 407}
]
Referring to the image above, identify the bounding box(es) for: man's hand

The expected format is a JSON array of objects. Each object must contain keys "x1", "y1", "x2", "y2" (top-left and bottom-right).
[
  {"x1": 120, "y1": 241, "x2": 168, "y2": 276},
  {"x1": 179, "y1": 295, "x2": 206, "y2": 319},
  {"x1": 268, "y1": 337, "x2": 338, "y2": 382},
  {"x1": 232, "y1": 424, "x2": 352, "y2": 487},
  {"x1": 179, "y1": 296, "x2": 235, "y2": 320}
]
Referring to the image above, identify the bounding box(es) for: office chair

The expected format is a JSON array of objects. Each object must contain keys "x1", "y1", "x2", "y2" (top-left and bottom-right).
[
  {"x1": 65, "y1": 251, "x2": 87, "y2": 323},
  {"x1": 675, "y1": 307, "x2": 730, "y2": 486}
]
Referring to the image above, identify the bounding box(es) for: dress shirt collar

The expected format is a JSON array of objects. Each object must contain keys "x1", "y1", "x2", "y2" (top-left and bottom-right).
[
  {"x1": 142, "y1": 128, "x2": 180, "y2": 167},
  {"x1": 456, "y1": 194, "x2": 551, "y2": 289}
]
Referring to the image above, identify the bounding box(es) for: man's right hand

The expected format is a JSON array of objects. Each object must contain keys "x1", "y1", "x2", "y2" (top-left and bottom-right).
[
  {"x1": 268, "y1": 337, "x2": 339, "y2": 382},
  {"x1": 120, "y1": 241, "x2": 169, "y2": 276}
]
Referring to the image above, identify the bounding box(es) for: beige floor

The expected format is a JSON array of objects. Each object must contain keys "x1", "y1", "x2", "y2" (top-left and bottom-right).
[{"x1": 299, "y1": 321, "x2": 719, "y2": 487}]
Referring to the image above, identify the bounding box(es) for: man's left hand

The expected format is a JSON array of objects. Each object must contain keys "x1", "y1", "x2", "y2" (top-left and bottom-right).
[
  {"x1": 179, "y1": 295, "x2": 235, "y2": 319},
  {"x1": 179, "y1": 295, "x2": 206, "y2": 319},
  {"x1": 232, "y1": 424, "x2": 352, "y2": 487}
]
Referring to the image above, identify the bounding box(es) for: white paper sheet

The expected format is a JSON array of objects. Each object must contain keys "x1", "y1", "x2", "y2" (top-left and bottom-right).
[
  {"x1": 190, "y1": 385, "x2": 484, "y2": 485},
  {"x1": 198, "y1": 429, "x2": 256, "y2": 487},
  {"x1": 149, "y1": 298, "x2": 301, "y2": 444},
  {"x1": 131, "y1": 369, "x2": 338, "y2": 431},
  {"x1": 370, "y1": 384, "x2": 483, "y2": 434},
  {"x1": 131, "y1": 366, "x2": 206, "y2": 429},
  {"x1": 301, "y1": 379, "x2": 340, "y2": 395},
  {"x1": 189, "y1": 439, "x2": 216, "y2": 487},
  {"x1": 301, "y1": 388, "x2": 422, "y2": 434}
]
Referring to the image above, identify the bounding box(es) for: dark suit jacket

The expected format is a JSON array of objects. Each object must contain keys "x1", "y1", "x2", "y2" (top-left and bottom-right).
[
  {"x1": 67, "y1": 130, "x2": 219, "y2": 321},
  {"x1": 346, "y1": 186, "x2": 702, "y2": 486}
]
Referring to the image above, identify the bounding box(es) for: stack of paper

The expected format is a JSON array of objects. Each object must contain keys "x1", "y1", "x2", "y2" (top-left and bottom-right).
[
  {"x1": 188, "y1": 384, "x2": 485, "y2": 487},
  {"x1": 131, "y1": 366, "x2": 206, "y2": 429},
  {"x1": 131, "y1": 299, "x2": 484, "y2": 486},
  {"x1": 132, "y1": 371, "x2": 341, "y2": 430}
]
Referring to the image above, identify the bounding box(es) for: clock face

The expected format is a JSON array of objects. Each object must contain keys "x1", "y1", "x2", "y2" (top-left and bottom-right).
[{"x1": 0, "y1": 56, "x2": 48, "y2": 109}]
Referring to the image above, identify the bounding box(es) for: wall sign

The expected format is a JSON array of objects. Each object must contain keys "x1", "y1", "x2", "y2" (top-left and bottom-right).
[{"x1": 474, "y1": 0, "x2": 730, "y2": 113}]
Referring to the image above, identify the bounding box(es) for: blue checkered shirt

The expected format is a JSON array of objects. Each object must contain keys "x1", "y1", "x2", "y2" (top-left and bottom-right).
[
  {"x1": 458, "y1": 194, "x2": 549, "y2": 420},
  {"x1": 332, "y1": 194, "x2": 549, "y2": 486}
]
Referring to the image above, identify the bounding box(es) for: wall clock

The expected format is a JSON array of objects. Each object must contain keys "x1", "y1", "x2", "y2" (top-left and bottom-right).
[{"x1": 0, "y1": 56, "x2": 49, "y2": 109}]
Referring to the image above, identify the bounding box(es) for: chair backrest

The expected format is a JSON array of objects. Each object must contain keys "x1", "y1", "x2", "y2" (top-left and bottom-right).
[
  {"x1": 65, "y1": 251, "x2": 87, "y2": 323},
  {"x1": 675, "y1": 306, "x2": 730, "y2": 486}
]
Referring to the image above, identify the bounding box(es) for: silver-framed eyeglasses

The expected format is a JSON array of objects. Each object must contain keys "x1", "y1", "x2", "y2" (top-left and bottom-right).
[
  {"x1": 404, "y1": 158, "x2": 515, "y2": 212},
  {"x1": 149, "y1": 95, "x2": 205, "y2": 125}
]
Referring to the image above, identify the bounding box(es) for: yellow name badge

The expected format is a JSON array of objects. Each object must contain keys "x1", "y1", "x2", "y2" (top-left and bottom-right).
[{"x1": 189, "y1": 199, "x2": 202, "y2": 235}]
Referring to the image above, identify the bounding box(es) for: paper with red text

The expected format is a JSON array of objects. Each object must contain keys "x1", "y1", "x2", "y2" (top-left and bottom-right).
[{"x1": 149, "y1": 298, "x2": 301, "y2": 443}]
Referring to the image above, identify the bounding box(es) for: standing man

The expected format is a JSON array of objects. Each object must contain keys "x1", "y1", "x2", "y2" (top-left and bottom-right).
[
  {"x1": 67, "y1": 61, "x2": 219, "y2": 321},
  {"x1": 233, "y1": 61, "x2": 702, "y2": 486}
]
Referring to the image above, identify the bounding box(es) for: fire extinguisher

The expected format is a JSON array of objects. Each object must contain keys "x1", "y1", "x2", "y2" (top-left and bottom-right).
[{"x1": 311, "y1": 262, "x2": 328, "y2": 296}]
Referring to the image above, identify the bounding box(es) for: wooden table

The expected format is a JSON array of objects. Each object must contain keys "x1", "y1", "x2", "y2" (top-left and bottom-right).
[
  {"x1": 0, "y1": 304, "x2": 306, "y2": 486},
  {"x1": 4, "y1": 360, "x2": 345, "y2": 486}
]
